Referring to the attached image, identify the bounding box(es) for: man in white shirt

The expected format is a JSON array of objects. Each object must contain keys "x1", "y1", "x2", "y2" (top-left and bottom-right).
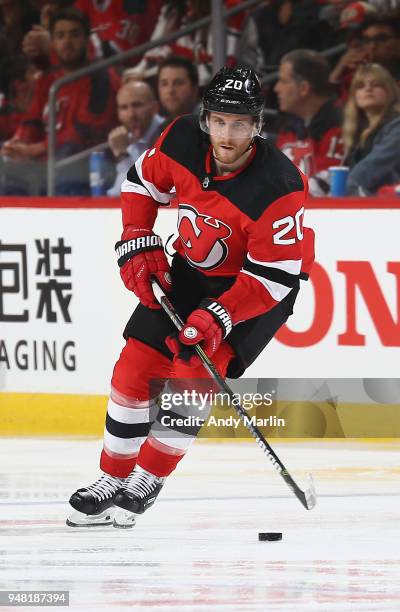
[{"x1": 107, "y1": 80, "x2": 164, "y2": 196}]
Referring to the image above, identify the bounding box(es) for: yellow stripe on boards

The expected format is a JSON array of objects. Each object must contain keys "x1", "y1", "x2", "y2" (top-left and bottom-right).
[
  {"x1": 0, "y1": 393, "x2": 107, "y2": 436},
  {"x1": 1, "y1": 393, "x2": 400, "y2": 437}
]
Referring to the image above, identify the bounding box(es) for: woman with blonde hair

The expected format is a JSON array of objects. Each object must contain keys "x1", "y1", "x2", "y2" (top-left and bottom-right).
[{"x1": 343, "y1": 63, "x2": 400, "y2": 195}]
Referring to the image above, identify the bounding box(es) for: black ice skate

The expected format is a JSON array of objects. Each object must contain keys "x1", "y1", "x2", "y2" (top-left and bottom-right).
[
  {"x1": 113, "y1": 465, "x2": 165, "y2": 529},
  {"x1": 66, "y1": 473, "x2": 124, "y2": 527}
]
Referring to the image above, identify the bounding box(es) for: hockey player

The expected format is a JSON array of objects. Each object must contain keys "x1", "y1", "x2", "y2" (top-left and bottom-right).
[{"x1": 67, "y1": 65, "x2": 315, "y2": 529}]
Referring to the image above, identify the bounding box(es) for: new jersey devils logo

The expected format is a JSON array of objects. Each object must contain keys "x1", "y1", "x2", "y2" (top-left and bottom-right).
[
  {"x1": 281, "y1": 141, "x2": 315, "y2": 177},
  {"x1": 178, "y1": 204, "x2": 232, "y2": 270}
]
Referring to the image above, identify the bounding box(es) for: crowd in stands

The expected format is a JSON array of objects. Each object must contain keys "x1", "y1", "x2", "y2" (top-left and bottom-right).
[{"x1": 1, "y1": 0, "x2": 400, "y2": 197}]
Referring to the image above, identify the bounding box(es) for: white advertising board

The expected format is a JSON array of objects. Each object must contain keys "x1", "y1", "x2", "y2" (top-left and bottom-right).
[{"x1": 1, "y1": 205, "x2": 399, "y2": 395}]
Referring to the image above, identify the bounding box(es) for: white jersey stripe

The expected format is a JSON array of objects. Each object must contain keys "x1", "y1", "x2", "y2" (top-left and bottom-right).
[
  {"x1": 135, "y1": 150, "x2": 171, "y2": 204},
  {"x1": 242, "y1": 269, "x2": 292, "y2": 302},
  {"x1": 120, "y1": 179, "x2": 151, "y2": 198},
  {"x1": 246, "y1": 254, "x2": 302, "y2": 275}
]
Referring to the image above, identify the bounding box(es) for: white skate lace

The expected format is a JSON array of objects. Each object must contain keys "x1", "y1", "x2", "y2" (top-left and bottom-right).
[
  {"x1": 124, "y1": 468, "x2": 163, "y2": 499},
  {"x1": 85, "y1": 474, "x2": 122, "y2": 501}
]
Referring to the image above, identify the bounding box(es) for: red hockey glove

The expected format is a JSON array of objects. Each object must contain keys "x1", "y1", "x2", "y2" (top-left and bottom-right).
[
  {"x1": 165, "y1": 299, "x2": 232, "y2": 367},
  {"x1": 115, "y1": 231, "x2": 171, "y2": 309}
]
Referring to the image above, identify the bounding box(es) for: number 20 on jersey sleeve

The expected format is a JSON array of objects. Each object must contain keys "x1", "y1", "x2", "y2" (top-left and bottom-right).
[{"x1": 272, "y1": 207, "x2": 304, "y2": 245}]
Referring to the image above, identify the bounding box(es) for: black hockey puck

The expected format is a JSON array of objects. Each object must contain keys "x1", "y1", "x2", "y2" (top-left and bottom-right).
[{"x1": 258, "y1": 532, "x2": 282, "y2": 541}]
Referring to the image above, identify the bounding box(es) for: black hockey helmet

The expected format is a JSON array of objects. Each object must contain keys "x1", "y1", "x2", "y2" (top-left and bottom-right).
[{"x1": 200, "y1": 65, "x2": 264, "y2": 136}]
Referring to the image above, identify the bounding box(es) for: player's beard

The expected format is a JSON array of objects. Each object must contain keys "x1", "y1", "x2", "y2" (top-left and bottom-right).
[{"x1": 212, "y1": 138, "x2": 252, "y2": 169}]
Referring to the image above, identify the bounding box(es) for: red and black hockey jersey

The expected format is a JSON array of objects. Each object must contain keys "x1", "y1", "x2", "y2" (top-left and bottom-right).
[
  {"x1": 276, "y1": 99, "x2": 344, "y2": 196},
  {"x1": 14, "y1": 66, "x2": 119, "y2": 153},
  {"x1": 75, "y1": 0, "x2": 163, "y2": 59},
  {"x1": 121, "y1": 115, "x2": 315, "y2": 325}
]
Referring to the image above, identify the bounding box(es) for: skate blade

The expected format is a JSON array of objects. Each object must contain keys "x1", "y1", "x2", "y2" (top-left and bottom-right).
[
  {"x1": 66, "y1": 507, "x2": 115, "y2": 527},
  {"x1": 113, "y1": 508, "x2": 137, "y2": 529}
]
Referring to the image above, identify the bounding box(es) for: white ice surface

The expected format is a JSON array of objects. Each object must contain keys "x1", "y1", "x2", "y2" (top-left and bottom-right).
[{"x1": 0, "y1": 438, "x2": 399, "y2": 611}]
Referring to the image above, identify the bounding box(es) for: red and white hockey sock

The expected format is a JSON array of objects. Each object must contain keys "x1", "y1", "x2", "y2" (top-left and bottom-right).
[
  {"x1": 100, "y1": 387, "x2": 158, "y2": 478},
  {"x1": 136, "y1": 391, "x2": 208, "y2": 477},
  {"x1": 136, "y1": 435, "x2": 187, "y2": 477}
]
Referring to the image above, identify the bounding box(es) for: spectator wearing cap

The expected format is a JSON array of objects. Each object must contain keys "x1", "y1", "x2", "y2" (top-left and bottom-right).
[
  {"x1": 339, "y1": 1, "x2": 377, "y2": 30},
  {"x1": 343, "y1": 63, "x2": 400, "y2": 194},
  {"x1": 330, "y1": 13, "x2": 400, "y2": 101},
  {"x1": 319, "y1": 0, "x2": 376, "y2": 30},
  {"x1": 107, "y1": 80, "x2": 164, "y2": 197},
  {"x1": 274, "y1": 49, "x2": 344, "y2": 196}
]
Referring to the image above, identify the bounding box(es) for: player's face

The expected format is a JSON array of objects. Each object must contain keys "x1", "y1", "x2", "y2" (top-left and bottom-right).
[
  {"x1": 52, "y1": 19, "x2": 87, "y2": 69},
  {"x1": 158, "y1": 67, "x2": 198, "y2": 117},
  {"x1": 208, "y1": 112, "x2": 254, "y2": 165},
  {"x1": 117, "y1": 84, "x2": 157, "y2": 137},
  {"x1": 354, "y1": 76, "x2": 389, "y2": 113},
  {"x1": 274, "y1": 62, "x2": 302, "y2": 114}
]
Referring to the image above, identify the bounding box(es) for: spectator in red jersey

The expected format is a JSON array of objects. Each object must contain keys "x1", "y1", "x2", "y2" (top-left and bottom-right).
[
  {"x1": 128, "y1": 0, "x2": 247, "y2": 85},
  {"x1": 22, "y1": 0, "x2": 164, "y2": 70},
  {"x1": 74, "y1": 0, "x2": 163, "y2": 61},
  {"x1": 156, "y1": 56, "x2": 199, "y2": 133},
  {"x1": 274, "y1": 49, "x2": 344, "y2": 196},
  {"x1": 168, "y1": 0, "x2": 246, "y2": 85},
  {"x1": 1, "y1": 6, "x2": 120, "y2": 195}
]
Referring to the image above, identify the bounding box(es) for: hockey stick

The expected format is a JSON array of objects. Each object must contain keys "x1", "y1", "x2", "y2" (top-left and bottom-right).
[{"x1": 151, "y1": 277, "x2": 317, "y2": 511}]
